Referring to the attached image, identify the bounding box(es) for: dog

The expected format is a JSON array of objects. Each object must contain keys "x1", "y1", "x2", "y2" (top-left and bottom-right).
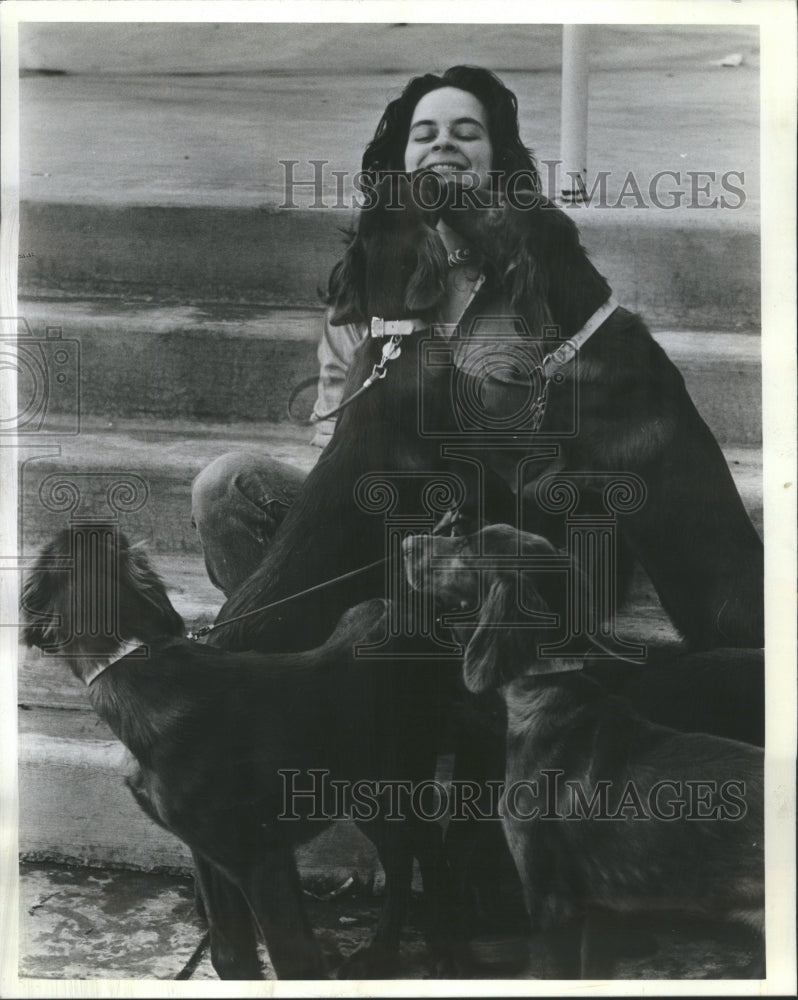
[
  {"x1": 432, "y1": 181, "x2": 764, "y2": 650},
  {"x1": 208, "y1": 168, "x2": 762, "y2": 970},
  {"x1": 21, "y1": 529, "x2": 462, "y2": 980},
  {"x1": 403, "y1": 524, "x2": 765, "y2": 978}
]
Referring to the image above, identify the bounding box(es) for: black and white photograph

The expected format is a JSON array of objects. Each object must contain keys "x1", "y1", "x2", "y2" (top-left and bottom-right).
[{"x1": 1, "y1": 0, "x2": 795, "y2": 994}]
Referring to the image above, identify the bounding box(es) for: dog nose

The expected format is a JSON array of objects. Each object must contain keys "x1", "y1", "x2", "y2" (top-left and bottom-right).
[
  {"x1": 401, "y1": 533, "x2": 435, "y2": 573},
  {"x1": 402, "y1": 533, "x2": 428, "y2": 557}
]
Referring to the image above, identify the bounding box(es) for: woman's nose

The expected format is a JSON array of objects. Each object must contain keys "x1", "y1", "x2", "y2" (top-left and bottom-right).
[{"x1": 433, "y1": 135, "x2": 457, "y2": 151}]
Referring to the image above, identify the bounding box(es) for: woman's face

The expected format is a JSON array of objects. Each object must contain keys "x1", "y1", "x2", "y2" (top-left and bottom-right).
[{"x1": 403, "y1": 87, "x2": 493, "y2": 189}]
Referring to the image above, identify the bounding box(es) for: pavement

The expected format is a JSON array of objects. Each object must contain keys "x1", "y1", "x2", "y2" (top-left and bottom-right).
[{"x1": 17, "y1": 861, "x2": 763, "y2": 981}]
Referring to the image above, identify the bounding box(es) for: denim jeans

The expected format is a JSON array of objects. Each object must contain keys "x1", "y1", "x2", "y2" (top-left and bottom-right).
[{"x1": 190, "y1": 451, "x2": 308, "y2": 595}]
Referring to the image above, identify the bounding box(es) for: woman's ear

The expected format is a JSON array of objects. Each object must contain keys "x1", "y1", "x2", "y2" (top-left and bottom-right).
[
  {"x1": 328, "y1": 241, "x2": 366, "y2": 325},
  {"x1": 405, "y1": 229, "x2": 449, "y2": 313},
  {"x1": 462, "y1": 576, "x2": 516, "y2": 693}
]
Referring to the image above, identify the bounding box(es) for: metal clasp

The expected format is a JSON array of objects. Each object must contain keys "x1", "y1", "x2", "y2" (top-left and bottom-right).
[{"x1": 363, "y1": 334, "x2": 403, "y2": 388}]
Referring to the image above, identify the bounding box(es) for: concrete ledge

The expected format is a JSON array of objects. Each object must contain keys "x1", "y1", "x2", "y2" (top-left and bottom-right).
[
  {"x1": 19, "y1": 202, "x2": 760, "y2": 330},
  {"x1": 19, "y1": 727, "x2": 379, "y2": 886},
  {"x1": 17, "y1": 419, "x2": 320, "y2": 554}
]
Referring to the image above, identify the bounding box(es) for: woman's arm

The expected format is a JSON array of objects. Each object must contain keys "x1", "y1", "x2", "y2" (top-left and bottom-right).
[{"x1": 310, "y1": 310, "x2": 366, "y2": 447}]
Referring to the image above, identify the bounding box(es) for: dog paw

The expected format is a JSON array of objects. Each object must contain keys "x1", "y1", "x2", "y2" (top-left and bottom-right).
[
  {"x1": 424, "y1": 946, "x2": 471, "y2": 979},
  {"x1": 335, "y1": 942, "x2": 398, "y2": 979}
]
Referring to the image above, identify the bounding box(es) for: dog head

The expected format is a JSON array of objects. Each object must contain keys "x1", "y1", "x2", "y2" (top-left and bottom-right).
[
  {"x1": 327, "y1": 171, "x2": 449, "y2": 325},
  {"x1": 403, "y1": 524, "x2": 571, "y2": 693},
  {"x1": 21, "y1": 529, "x2": 184, "y2": 658},
  {"x1": 439, "y1": 183, "x2": 610, "y2": 334}
]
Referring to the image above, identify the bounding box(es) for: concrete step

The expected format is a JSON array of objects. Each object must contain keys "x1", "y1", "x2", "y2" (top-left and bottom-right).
[
  {"x1": 15, "y1": 299, "x2": 761, "y2": 439},
  {"x1": 19, "y1": 204, "x2": 760, "y2": 331},
  {"x1": 18, "y1": 417, "x2": 762, "y2": 560},
  {"x1": 18, "y1": 417, "x2": 320, "y2": 554}
]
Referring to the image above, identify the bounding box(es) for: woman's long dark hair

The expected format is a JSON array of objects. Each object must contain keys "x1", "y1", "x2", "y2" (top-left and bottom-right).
[{"x1": 362, "y1": 65, "x2": 540, "y2": 190}]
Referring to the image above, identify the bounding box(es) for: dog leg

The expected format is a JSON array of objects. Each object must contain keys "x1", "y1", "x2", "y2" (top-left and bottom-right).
[
  {"x1": 193, "y1": 852, "x2": 262, "y2": 980},
  {"x1": 444, "y1": 698, "x2": 530, "y2": 974},
  {"x1": 525, "y1": 923, "x2": 581, "y2": 979},
  {"x1": 241, "y1": 845, "x2": 326, "y2": 980},
  {"x1": 411, "y1": 820, "x2": 468, "y2": 976},
  {"x1": 338, "y1": 827, "x2": 413, "y2": 979},
  {"x1": 579, "y1": 909, "x2": 618, "y2": 979}
]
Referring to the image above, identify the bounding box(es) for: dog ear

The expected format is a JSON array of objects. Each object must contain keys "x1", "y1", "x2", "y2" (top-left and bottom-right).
[
  {"x1": 327, "y1": 240, "x2": 366, "y2": 325},
  {"x1": 404, "y1": 228, "x2": 449, "y2": 313},
  {"x1": 20, "y1": 569, "x2": 63, "y2": 648},
  {"x1": 506, "y1": 252, "x2": 538, "y2": 310},
  {"x1": 121, "y1": 545, "x2": 185, "y2": 637},
  {"x1": 19, "y1": 531, "x2": 74, "y2": 649},
  {"x1": 462, "y1": 576, "x2": 517, "y2": 693}
]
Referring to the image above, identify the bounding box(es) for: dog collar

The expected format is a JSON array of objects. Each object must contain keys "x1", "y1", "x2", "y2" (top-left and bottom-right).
[
  {"x1": 85, "y1": 639, "x2": 147, "y2": 686},
  {"x1": 447, "y1": 248, "x2": 474, "y2": 267},
  {"x1": 370, "y1": 316, "x2": 429, "y2": 338},
  {"x1": 541, "y1": 296, "x2": 619, "y2": 375}
]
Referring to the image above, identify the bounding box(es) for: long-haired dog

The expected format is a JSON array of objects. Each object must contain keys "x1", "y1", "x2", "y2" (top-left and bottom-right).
[
  {"x1": 208, "y1": 168, "x2": 762, "y2": 973},
  {"x1": 325, "y1": 169, "x2": 764, "y2": 651},
  {"x1": 403, "y1": 524, "x2": 764, "y2": 978},
  {"x1": 432, "y1": 180, "x2": 763, "y2": 650},
  {"x1": 21, "y1": 529, "x2": 460, "y2": 980}
]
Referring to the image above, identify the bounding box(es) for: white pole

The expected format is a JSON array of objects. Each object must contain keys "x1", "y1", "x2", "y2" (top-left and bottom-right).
[{"x1": 560, "y1": 25, "x2": 591, "y2": 202}]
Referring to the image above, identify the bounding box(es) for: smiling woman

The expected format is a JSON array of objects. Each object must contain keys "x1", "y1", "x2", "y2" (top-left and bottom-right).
[
  {"x1": 188, "y1": 62, "x2": 764, "y2": 978},
  {"x1": 192, "y1": 65, "x2": 542, "y2": 579}
]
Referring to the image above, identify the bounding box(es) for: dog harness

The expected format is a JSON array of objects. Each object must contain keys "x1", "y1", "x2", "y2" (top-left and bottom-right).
[{"x1": 368, "y1": 294, "x2": 619, "y2": 430}]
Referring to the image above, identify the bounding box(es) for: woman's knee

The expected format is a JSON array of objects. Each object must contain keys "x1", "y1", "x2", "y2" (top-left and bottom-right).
[
  {"x1": 191, "y1": 452, "x2": 256, "y2": 524},
  {"x1": 191, "y1": 451, "x2": 307, "y2": 529}
]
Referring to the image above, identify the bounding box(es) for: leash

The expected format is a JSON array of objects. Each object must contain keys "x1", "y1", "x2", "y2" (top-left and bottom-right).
[
  {"x1": 287, "y1": 319, "x2": 427, "y2": 426},
  {"x1": 526, "y1": 295, "x2": 619, "y2": 431},
  {"x1": 289, "y1": 296, "x2": 618, "y2": 429},
  {"x1": 186, "y1": 556, "x2": 388, "y2": 641},
  {"x1": 287, "y1": 248, "x2": 478, "y2": 426},
  {"x1": 187, "y1": 501, "x2": 468, "y2": 643}
]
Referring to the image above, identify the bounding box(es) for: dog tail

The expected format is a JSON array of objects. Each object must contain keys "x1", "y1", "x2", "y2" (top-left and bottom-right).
[{"x1": 325, "y1": 598, "x2": 390, "y2": 653}]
